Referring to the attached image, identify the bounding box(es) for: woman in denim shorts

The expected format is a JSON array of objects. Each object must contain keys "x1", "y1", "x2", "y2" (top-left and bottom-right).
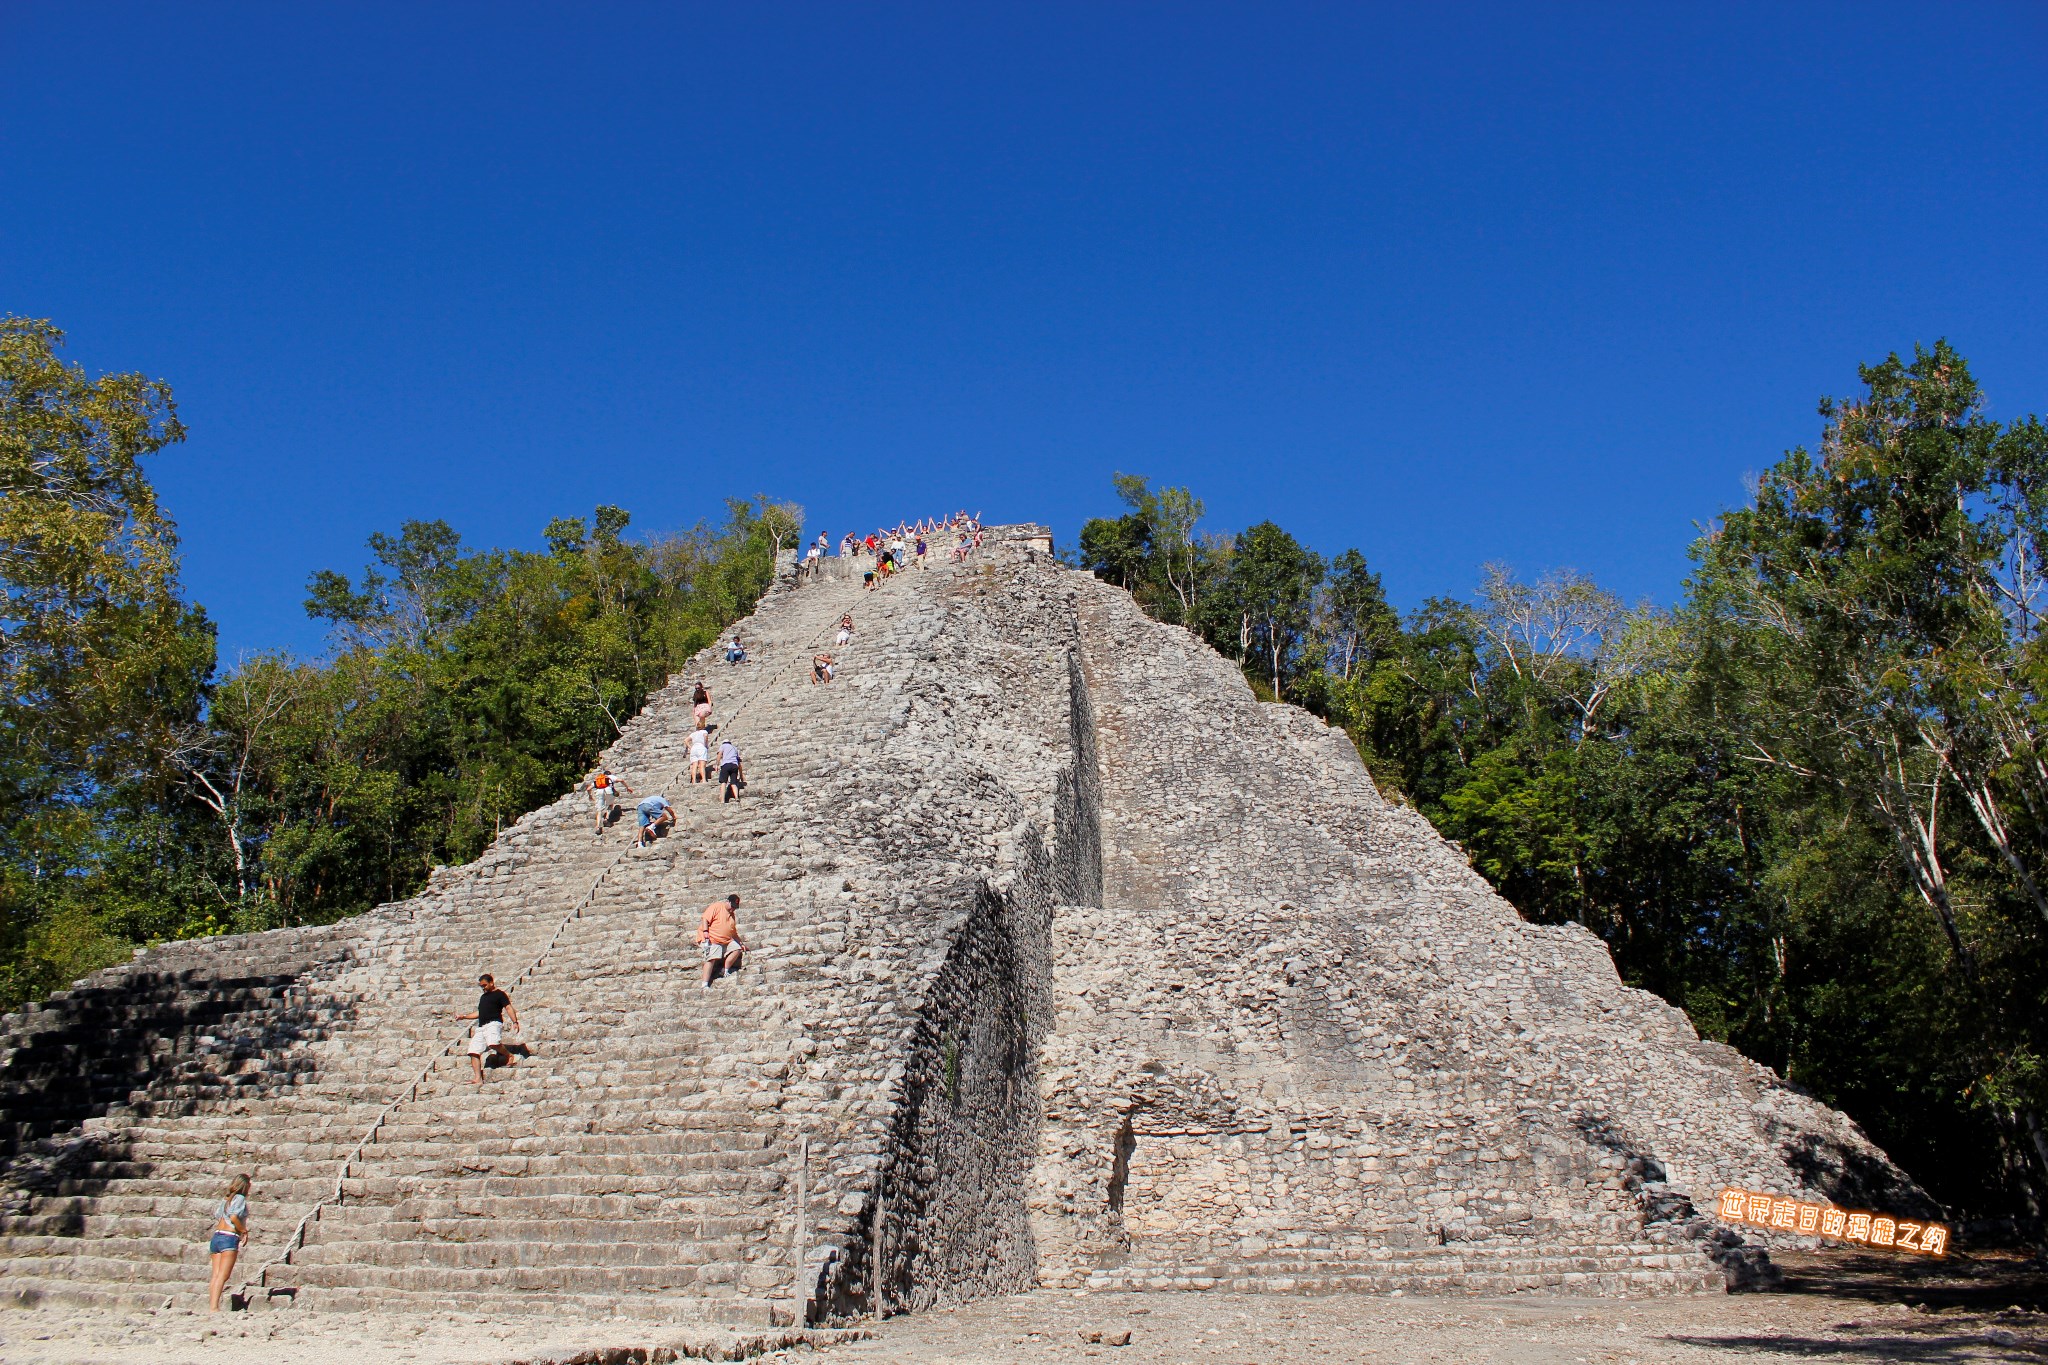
[{"x1": 207, "y1": 1172, "x2": 251, "y2": 1311}]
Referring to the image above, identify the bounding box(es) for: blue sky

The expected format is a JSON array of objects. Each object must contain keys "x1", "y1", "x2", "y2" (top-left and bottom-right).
[{"x1": 4, "y1": 2, "x2": 2044, "y2": 659}]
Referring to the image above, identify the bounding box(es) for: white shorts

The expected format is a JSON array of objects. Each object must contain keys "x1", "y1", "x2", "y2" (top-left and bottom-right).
[
  {"x1": 702, "y1": 940, "x2": 739, "y2": 961},
  {"x1": 468, "y1": 1021, "x2": 505, "y2": 1055},
  {"x1": 835, "y1": 630, "x2": 850, "y2": 645}
]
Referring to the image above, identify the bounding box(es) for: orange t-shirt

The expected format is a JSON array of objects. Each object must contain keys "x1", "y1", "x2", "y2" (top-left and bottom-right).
[{"x1": 700, "y1": 899, "x2": 737, "y2": 946}]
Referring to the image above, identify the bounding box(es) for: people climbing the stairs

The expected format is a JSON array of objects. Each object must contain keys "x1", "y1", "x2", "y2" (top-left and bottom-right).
[
  {"x1": 636, "y1": 792, "x2": 676, "y2": 844},
  {"x1": 699, "y1": 893, "x2": 744, "y2": 987},
  {"x1": 717, "y1": 737, "x2": 745, "y2": 802},
  {"x1": 688, "y1": 724, "x2": 712, "y2": 784},
  {"x1": 836, "y1": 612, "x2": 854, "y2": 646},
  {"x1": 692, "y1": 680, "x2": 713, "y2": 729},
  {"x1": 862, "y1": 564, "x2": 877, "y2": 590},
  {"x1": 581, "y1": 767, "x2": 633, "y2": 836},
  {"x1": 812, "y1": 652, "x2": 837, "y2": 684},
  {"x1": 460, "y1": 975, "x2": 521, "y2": 1085},
  {"x1": 205, "y1": 1172, "x2": 250, "y2": 1311}
]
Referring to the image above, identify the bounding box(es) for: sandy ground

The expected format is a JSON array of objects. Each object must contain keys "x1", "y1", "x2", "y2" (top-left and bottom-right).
[
  {"x1": 3, "y1": 1255, "x2": 2043, "y2": 1364},
  {"x1": 813, "y1": 1287, "x2": 2047, "y2": 1364}
]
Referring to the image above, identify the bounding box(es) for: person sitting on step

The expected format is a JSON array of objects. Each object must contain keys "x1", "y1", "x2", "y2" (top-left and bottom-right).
[
  {"x1": 458, "y1": 973, "x2": 521, "y2": 1085},
  {"x1": 724, "y1": 633, "x2": 746, "y2": 665},
  {"x1": 635, "y1": 792, "x2": 676, "y2": 845},
  {"x1": 812, "y1": 652, "x2": 836, "y2": 684},
  {"x1": 699, "y1": 892, "x2": 744, "y2": 987},
  {"x1": 836, "y1": 612, "x2": 853, "y2": 646}
]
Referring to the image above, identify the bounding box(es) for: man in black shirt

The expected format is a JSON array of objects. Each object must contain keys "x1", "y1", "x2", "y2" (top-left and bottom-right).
[{"x1": 457, "y1": 973, "x2": 521, "y2": 1085}]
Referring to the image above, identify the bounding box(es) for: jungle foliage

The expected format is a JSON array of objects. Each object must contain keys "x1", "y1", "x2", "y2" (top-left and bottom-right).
[
  {"x1": 1078, "y1": 343, "x2": 2048, "y2": 1230},
  {"x1": 0, "y1": 316, "x2": 800, "y2": 1010}
]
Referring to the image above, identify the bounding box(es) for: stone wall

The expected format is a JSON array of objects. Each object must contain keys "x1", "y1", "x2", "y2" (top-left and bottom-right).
[
  {"x1": 1023, "y1": 573, "x2": 1934, "y2": 1294},
  {"x1": 0, "y1": 925, "x2": 359, "y2": 1172}
]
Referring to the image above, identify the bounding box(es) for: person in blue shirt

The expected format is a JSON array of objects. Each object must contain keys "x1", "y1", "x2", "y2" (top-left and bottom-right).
[{"x1": 636, "y1": 793, "x2": 675, "y2": 846}]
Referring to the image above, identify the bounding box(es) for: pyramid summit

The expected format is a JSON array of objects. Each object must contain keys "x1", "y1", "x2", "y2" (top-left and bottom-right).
[{"x1": 0, "y1": 528, "x2": 1929, "y2": 1324}]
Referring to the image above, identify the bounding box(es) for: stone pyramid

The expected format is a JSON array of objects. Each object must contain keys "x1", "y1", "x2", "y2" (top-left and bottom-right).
[{"x1": 0, "y1": 529, "x2": 1929, "y2": 1325}]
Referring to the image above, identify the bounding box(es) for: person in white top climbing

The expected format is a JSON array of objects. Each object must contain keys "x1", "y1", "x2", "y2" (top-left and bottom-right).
[{"x1": 687, "y1": 725, "x2": 712, "y2": 784}]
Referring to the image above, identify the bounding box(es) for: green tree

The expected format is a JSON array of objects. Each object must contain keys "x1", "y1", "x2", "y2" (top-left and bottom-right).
[
  {"x1": 0, "y1": 317, "x2": 218, "y2": 1003},
  {"x1": 1215, "y1": 521, "x2": 1324, "y2": 700}
]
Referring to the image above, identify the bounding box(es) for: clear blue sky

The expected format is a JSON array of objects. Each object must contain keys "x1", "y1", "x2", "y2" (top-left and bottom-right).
[{"x1": 5, "y1": 3, "x2": 2044, "y2": 659}]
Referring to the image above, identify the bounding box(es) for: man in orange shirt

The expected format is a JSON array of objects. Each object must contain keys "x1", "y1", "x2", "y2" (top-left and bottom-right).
[{"x1": 699, "y1": 893, "x2": 744, "y2": 987}]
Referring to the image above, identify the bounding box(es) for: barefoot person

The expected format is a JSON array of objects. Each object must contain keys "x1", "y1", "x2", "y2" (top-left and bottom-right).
[
  {"x1": 699, "y1": 893, "x2": 744, "y2": 987},
  {"x1": 206, "y1": 1173, "x2": 250, "y2": 1311},
  {"x1": 458, "y1": 974, "x2": 521, "y2": 1084}
]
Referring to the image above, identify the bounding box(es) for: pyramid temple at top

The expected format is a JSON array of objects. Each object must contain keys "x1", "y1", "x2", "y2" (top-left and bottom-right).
[{"x1": 0, "y1": 526, "x2": 1932, "y2": 1326}]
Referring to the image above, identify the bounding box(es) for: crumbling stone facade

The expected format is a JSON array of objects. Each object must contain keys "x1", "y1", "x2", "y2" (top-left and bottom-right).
[{"x1": 0, "y1": 530, "x2": 1929, "y2": 1323}]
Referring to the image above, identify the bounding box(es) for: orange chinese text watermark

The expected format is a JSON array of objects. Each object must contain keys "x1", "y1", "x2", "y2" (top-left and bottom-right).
[{"x1": 1715, "y1": 1187, "x2": 1948, "y2": 1256}]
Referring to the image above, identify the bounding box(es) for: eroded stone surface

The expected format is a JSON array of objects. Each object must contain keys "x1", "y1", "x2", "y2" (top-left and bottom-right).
[{"x1": 0, "y1": 530, "x2": 1928, "y2": 1326}]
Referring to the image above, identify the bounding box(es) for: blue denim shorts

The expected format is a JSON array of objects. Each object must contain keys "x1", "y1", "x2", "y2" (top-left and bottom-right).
[{"x1": 209, "y1": 1232, "x2": 239, "y2": 1254}]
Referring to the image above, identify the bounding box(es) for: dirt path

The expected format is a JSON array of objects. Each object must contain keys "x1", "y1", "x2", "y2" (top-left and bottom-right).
[
  {"x1": 3, "y1": 1281, "x2": 2043, "y2": 1365},
  {"x1": 812, "y1": 1287, "x2": 2046, "y2": 1364}
]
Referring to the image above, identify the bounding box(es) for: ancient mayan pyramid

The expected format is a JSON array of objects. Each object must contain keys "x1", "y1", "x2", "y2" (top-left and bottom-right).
[{"x1": 0, "y1": 528, "x2": 1930, "y2": 1325}]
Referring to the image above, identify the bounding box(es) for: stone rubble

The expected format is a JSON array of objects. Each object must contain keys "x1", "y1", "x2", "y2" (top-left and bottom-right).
[{"x1": 0, "y1": 527, "x2": 1932, "y2": 1328}]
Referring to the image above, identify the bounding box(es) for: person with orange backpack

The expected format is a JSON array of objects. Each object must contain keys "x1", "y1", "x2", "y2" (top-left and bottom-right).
[{"x1": 582, "y1": 767, "x2": 634, "y2": 836}]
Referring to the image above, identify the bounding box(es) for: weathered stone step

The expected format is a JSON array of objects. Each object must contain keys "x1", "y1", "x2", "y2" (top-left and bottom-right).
[
  {"x1": 341, "y1": 1149, "x2": 783, "y2": 1179},
  {"x1": 342, "y1": 1170, "x2": 787, "y2": 1199},
  {"x1": 274, "y1": 1279, "x2": 788, "y2": 1327},
  {"x1": 291, "y1": 1236, "x2": 766, "y2": 1269},
  {"x1": 269, "y1": 1255, "x2": 792, "y2": 1296}
]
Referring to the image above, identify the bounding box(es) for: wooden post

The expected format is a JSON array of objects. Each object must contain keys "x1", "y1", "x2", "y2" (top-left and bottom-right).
[
  {"x1": 871, "y1": 1179, "x2": 886, "y2": 1320},
  {"x1": 794, "y1": 1136, "x2": 809, "y2": 1317}
]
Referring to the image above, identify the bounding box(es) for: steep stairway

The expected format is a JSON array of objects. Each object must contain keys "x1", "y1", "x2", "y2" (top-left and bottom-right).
[{"x1": 0, "y1": 562, "x2": 926, "y2": 1321}]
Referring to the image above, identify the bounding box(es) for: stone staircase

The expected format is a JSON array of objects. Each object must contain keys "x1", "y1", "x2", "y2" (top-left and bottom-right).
[{"x1": 0, "y1": 558, "x2": 951, "y2": 1322}]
